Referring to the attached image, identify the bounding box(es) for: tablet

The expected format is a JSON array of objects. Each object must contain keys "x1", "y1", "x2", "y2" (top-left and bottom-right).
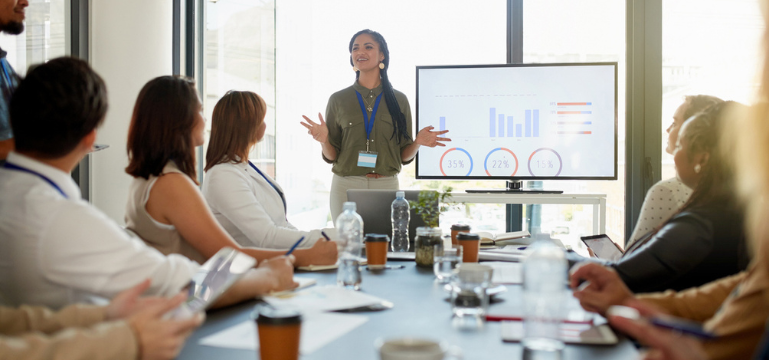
[
  {"x1": 171, "y1": 247, "x2": 256, "y2": 318},
  {"x1": 501, "y1": 321, "x2": 618, "y2": 345},
  {"x1": 580, "y1": 234, "x2": 624, "y2": 261}
]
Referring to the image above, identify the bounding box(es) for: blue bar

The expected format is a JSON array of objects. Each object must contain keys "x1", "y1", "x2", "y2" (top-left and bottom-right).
[
  {"x1": 507, "y1": 116, "x2": 514, "y2": 137},
  {"x1": 516, "y1": 124, "x2": 522, "y2": 137},
  {"x1": 587, "y1": 102, "x2": 592, "y2": 105},
  {"x1": 525, "y1": 110, "x2": 532, "y2": 137},
  {"x1": 581, "y1": 111, "x2": 592, "y2": 114},
  {"x1": 440, "y1": 117, "x2": 445, "y2": 132},
  {"x1": 498, "y1": 114, "x2": 504, "y2": 137},
  {"x1": 489, "y1": 108, "x2": 496, "y2": 137},
  {"x1": 533, "y1": 110, "x2": 539, "y2": 137}
]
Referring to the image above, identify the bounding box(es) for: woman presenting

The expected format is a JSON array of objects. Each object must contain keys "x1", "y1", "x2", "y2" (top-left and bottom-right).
[{"x1": 301, "y1": 29, "x2": 450, "y2": 221}]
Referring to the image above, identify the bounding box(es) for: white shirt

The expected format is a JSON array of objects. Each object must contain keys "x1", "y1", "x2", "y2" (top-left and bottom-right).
[
  {"x1": 627, "y1": 177, "x2": 692, "y2": 246},
  {"x1": 0, "y1": 152, "x2": 199, "y2": 309},
  {"x1": 202, "y1": 162, "x2": 322, "y2": 249}
]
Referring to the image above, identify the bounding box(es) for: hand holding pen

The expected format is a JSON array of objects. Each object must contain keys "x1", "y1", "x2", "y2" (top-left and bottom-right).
[{"x1": 285, "y1": 236, "x2": 305, "y2": 256}]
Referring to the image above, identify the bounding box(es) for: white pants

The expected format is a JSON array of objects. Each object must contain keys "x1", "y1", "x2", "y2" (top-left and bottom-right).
[{"x1": 330, "y1": 174, "x2": 399, "y2": 223}]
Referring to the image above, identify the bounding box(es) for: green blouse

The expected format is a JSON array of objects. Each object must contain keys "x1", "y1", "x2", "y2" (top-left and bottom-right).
[{"x1": 323, "y1": 81, "x2": 414, "y2": 176}]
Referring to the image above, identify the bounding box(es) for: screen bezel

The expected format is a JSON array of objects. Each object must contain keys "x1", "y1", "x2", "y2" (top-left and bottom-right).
[{"x1": 415, "y1": 62, "x2": 618, "y2": 181}]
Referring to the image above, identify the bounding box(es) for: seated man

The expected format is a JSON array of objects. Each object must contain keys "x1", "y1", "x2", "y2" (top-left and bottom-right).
[
  {"x1": 0, "y1": 280, "x2": 202, "y2": 360},
  {"x1": 0, "y1": 57, "x2": 296, "y2": 309}
]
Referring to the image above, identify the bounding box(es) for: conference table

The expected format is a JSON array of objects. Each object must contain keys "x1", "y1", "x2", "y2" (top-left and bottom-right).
[{"x1": 178, "y1": 261, "x2": 639, "y2": 360}]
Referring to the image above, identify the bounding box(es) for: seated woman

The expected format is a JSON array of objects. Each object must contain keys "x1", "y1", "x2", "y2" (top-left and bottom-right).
[
  {"x1": 573, "y1": 101, "x2": 749, "y2": 293},
  {"x1": 202, "y1": 91, "x2": 329, "y2": 249},
  {"x1": 124, "y1": 76, "x2": 337, "y2": 267},
  {"x1": 627, "y1": 95, "x2": 722, "y2": 246}
]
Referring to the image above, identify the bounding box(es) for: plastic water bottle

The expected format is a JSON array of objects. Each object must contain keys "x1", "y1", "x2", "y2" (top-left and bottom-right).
[
  {"x1": 522, "y1": 238, "x2": 568, "y2": 359},
  {"x1": 391, "y1": 191, "x2": 410, "y2": 252},
  {"x1": 336, "y1": 202, "x2": 363, "y2": 290}
]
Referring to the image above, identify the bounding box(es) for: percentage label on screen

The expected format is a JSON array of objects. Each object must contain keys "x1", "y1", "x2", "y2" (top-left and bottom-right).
[
  {"x1": 528, "y1": 148, "x2": 562, "y2": 176},
  {"x1": 491, "y1": 160, "x2": 510, "y2": 169},
  {"x1": 535, "y1": 160, "x2": 554, "y2": 169},
  {"x1": 484, "y1": 148, "x2": 518, "y2": 176},
  {"x1": 446, "y1": 160, "x2": 464, "y2": 168}
]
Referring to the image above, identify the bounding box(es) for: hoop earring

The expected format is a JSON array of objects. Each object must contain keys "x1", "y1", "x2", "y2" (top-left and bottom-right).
[
  {"x1": 379, "y1": 63, "x2": 385, "y2": 70},
  {"x1": 694, "y1": 164, "x2": 701, "y2": 174}
]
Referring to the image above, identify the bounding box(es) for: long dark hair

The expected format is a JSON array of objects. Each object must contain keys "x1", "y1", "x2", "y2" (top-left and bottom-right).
[
  {"x1": 349, "y1": 29, "x2": 410, "y2": 143},
  {"x1": 678, "y1": 101, "x2": 744, "y2": 211},
  {"x1": 629, "y1": 101, "x2": 744, "y2": 253},
  {"x1": 205, "y1": 90, "x2": 267, "y2": 172},
  {"x1": 125, "y1": 76, "x2": 200, "y2": 183}
]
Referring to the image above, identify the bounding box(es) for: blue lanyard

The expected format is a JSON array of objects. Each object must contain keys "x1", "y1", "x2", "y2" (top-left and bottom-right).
[
  {"x1": 0, "y1": 59, "x2": 11, "y2": 85},
  {"x1": 248, "y1": 161, "x2": 286, "y2": 214},
  {"x1": 355, "y1": 91, "x2": 383, "y2": 141},
  {"x1": 3, "y1": 162, "x2": 68, "y2": 199}
]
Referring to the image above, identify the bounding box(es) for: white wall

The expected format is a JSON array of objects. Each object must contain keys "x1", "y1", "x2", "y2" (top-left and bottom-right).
[{"x1": 89, "y1": 0, "x2": 173, "y2": 223}]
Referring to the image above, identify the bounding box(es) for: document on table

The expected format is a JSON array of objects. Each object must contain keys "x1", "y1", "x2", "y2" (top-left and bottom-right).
[
  {"x1": 484, "y1": 261, "x2": 523, "y2": 284},
  {"x1": 263, "y1": 285, "x2": 390, "y2": 312},
  {"x1": 268, "y1": 277, "x2": 317, "y2": 296},
  {"x1": 478, "y1": 250, "x2": 525, "y2": 262},
  {"x1": 199, "y1": 312, "x2": 368, "y2": 354}
]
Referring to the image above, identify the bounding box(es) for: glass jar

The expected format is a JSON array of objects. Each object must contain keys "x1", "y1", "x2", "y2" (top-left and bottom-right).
[{"x1": 415, "y1": 227, "x2": 443, "y2": 268}]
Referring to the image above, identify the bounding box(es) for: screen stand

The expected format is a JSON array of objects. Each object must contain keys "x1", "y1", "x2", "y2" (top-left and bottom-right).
[{"x1": 466, "y1": 180, "x2": 563, "y2": 194}]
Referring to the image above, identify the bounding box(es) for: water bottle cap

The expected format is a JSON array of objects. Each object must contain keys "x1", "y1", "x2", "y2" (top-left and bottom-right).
[
  {"x1": 342, "y1": 202, "x2": 357, "y2": 212},
  {"x1": 395, "y1": 191, "x2": 405, "y2": 199}
]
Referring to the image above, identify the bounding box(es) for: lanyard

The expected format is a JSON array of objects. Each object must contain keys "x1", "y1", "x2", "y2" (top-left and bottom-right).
[
  {"x1": 248, "y1": 161, "x2": 286, "y2": 214},
  {"x1": 3, "y1": 162, "x2": 68, "y2": 199},
  {"x1": 355, "y1": 91, "x2": 383, "y2": 151},
  {"x1": 0, "y1": 59, "x2": 13, "y2": 100},
  {"x1": 0, "y1": 59, "x2": 11, "y2": 85}
]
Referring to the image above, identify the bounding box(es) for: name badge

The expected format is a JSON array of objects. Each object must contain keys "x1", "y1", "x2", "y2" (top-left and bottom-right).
[{"x1": 358, "y1": 151, "x2": 378, "y2": 168}]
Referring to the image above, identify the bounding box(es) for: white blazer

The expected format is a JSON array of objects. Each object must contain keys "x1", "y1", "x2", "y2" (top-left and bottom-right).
[{"x1": 202, "y1": 162, "x2": 321, "y2": 249}]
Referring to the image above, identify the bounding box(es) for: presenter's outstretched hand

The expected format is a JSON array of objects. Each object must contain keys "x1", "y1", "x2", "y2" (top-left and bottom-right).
[
  {"x1": 415, "y1": 126, "x2": 451, "y2": 148},
  {"x1": 569, "y1": 262, "x2": 634, "y2": 315},
  {"x1": 301, "y1": 113, "x2": 329, "y2": 144}
]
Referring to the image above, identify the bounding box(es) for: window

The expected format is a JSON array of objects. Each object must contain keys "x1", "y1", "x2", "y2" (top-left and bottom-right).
[
  {"x1": 202, "y1": 0, "x2": 276, "y2": 177},
  {"x1": 661, "y1": 0, "x2": 763, "y2": 180},
  {"x1": 0, "y1": 0, "x2": 67, "y2": 75},
  {"x1": 276, "y1": 0, "x2": 506, "y2": 229},
  {"x1": 523, "y1": 0, "x2": 626, "y2": 248}
]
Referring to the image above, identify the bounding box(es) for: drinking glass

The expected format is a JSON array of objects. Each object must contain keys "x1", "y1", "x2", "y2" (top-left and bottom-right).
[
  {"x1": 433, "y1": 245, "x2": 462, "y2": 283},
  {"x1": 449, "y1": 264, "x2": 492, "y2": 319}
]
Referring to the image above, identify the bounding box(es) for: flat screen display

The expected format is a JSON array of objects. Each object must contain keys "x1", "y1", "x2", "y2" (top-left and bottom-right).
[{"x1": 415, "y1": 63, "x2": 617, "y2": 180}]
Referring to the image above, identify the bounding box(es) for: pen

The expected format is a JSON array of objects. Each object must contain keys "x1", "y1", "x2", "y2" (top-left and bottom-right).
[
  {"x1": 321, "y1": 231, "x2": 331, "y2": 241},
  {"x1": 285, "y1": 236, "x2": 305, "y2": 256},
  {"x1": 366, "y1": 265, "x2": 406, "y2": 270},
  {"x1": 576, "y1": 280, "x2": 591, "y2": 291}
]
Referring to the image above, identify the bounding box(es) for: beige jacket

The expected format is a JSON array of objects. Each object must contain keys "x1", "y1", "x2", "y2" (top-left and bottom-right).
[
  {"x1": 639, "y1": 264, "x2": 768, "y2": 360},
  {"x1": 0, "y1": 303, "x2": 138, "y2": 360}
]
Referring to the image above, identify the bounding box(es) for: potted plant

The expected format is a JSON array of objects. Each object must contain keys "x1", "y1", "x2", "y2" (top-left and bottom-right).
[{"x1": 409, "y1": 187, "x2": 453, "y2": 268}]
